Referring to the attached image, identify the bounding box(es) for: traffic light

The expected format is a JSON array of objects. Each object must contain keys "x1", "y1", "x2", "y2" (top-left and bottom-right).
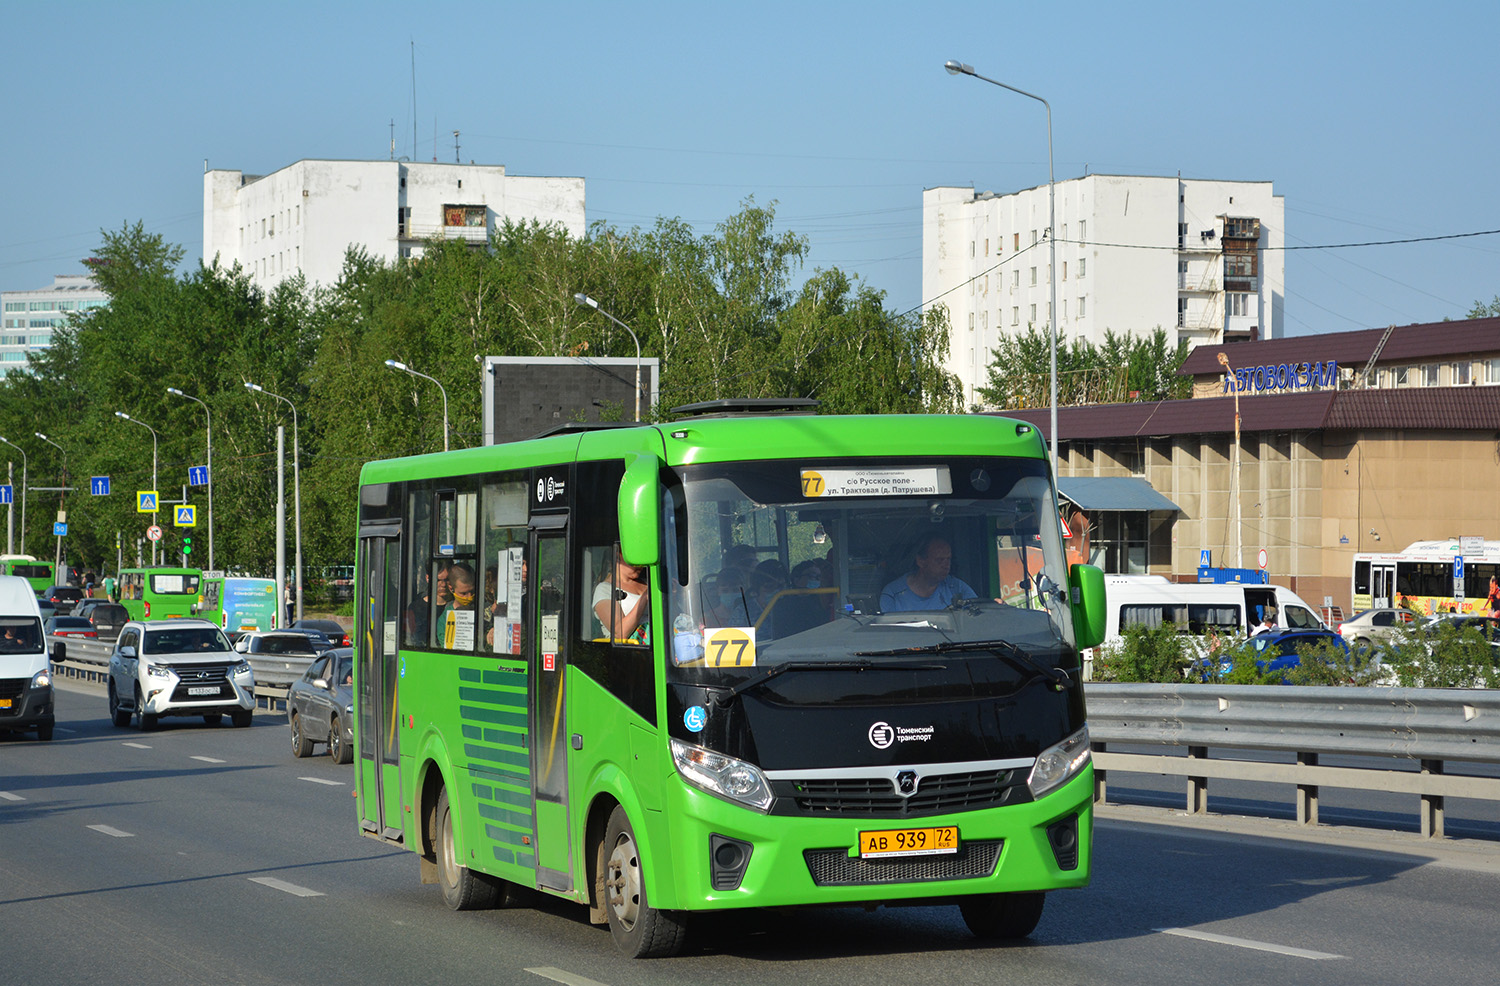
[{"x1": 183, "y1": 536, "x2": 193, "y2": 556}]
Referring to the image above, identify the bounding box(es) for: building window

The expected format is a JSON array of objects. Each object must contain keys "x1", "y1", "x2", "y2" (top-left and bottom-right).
[
  {"x1": 970, "y1": 241, "x2": 975, "y2": 258},
  {"x1": 1078, "y1": 257, "x2": 1086, "y2": 278},
  {"x1": 1393, "y1": 366, "x2": 1410, "y2": 387},
  {"x1": 968, "y1": 313, "x2": 974, "y2": 332},
  {"x1": 1487, "y1": 358, "x2": 1500, "y2": 384},
  {"x1": 1177, "y1": 298, "x2": 1187, "y2": 327},
  {"x1": 444, "y1": 205, "x2": 487, "y2": 227},
  {"x1": 1422, "y1": 363, "x2": 1439, "y2": 387},
  {"x1": 1061, "y1": 300, "x2": 1067, "y2": 320},
  {"x1": 1029, "y1": 304, "x2": 1037, "y2": 323},
  {"x1": 1013, "y1": 307, "x2": 1019, "y2": 325},
  {"x1": 1229, "y1": 293, "x2": 1250, "y2": 317},
  {"x1": 984, "y1": 238, "x2": 989, "y2": 256},
  {"x1": 1012, "y1": 270, "x2": 1019, "y2": 289},
  {"x1": 1452, "y1": 361, "x2": 1471, "y2": 385},
  {"x1": 1179, "y1": 222, "x2": 1188, "y2": 248},
  {"x1": 1078, "y1": 297, "x2": 1086, "y2": 318},
  {"x1": 1063, "y1": 261, "x2": 1068, "y2": 280},
  {"x1": 1079, "y1": 220, "x2": 1086, "y2": 240},
  {"x1": 1030, "y1": 267, "x2": 1037, "y2": 286},
  {"x1": 1014, "y1": 233, "x2": 1019, "y2": 251}
]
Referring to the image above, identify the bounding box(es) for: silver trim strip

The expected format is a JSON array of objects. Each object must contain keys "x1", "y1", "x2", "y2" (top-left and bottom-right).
[{"x1": 763, "y1": 757, "x2": 1034, "y2": 781}]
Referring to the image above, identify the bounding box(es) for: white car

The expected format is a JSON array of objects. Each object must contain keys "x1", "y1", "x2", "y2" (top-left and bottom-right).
[{"x1": 107, "y1": 619, "x2": 255, "y2": 730}]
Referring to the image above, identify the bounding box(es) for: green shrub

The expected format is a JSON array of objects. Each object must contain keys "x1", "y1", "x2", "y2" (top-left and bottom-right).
[
  {"x1": 1283, "y1": 637, "x2": 1384, "y2": 686},
  {"x1": 1388, "y1": 621, "x2": 1499, "y2": 689},
  {"x1": 1197, "y1": 633, "x2": 1286, "y2": 685},
  {"x1": 1094, "y1": 622, "x2": 1188, "y2": 682}
]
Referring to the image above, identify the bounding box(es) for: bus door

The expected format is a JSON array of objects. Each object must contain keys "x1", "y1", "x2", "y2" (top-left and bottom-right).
[
  {"x1": 357, "y1": 530, "x2": 405, "y2": 843},
  {"x1": 1372, "y1": 563, "x2": 1395, "y2": 609},
  {"x1": 530, "y1": 520, "x2": 573, "y2": 892}
]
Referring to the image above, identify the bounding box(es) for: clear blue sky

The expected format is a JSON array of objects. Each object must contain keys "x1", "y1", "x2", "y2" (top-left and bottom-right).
[{"x1": 3, "y1": 1, "x2": 1496, "y2": 336}]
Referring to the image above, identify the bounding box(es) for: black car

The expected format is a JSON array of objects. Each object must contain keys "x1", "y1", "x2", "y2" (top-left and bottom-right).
[
  {"x1": 41, "y1": 585, "x2": 83, "y2": 615},
  {"x1": 290, "y1": 618, "x2": 351, "y2": 648},
  {"x1": 277, "y1": 626, "x2": 336, "y2": 654},
  {"x1": 287, "y1": 648, "x2": 354, "y2": 763},
  {"x1": 77, "y1": 601, "x2": 130, "y2": 641}
]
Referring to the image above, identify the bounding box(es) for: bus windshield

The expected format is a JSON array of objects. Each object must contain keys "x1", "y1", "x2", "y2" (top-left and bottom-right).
[{"x1": 662, "y1": 456, "x2": 1075, "y2": 684}]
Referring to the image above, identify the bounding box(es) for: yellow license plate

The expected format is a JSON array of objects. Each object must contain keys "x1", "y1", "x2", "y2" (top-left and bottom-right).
[
  {"x1": 858, "y1": 825, "x2": 959, "y2": 858},
  {"x1": 0, "y1": 698, "x2": 11, "y2": 708}
]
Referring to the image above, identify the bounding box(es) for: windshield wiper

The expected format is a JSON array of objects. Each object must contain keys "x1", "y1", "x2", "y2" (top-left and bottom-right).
[
  {"x1": 710, "y1": 660, "x2": 946, "y2": 707},
  {"x1": 854, "y1": 638, "x2": 1071, "y2": 690}
]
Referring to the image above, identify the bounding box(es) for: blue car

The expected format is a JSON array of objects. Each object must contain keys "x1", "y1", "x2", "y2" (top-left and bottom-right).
[{"x1": 1197, "y1": 627, "x2": 1349, "y2": 679}]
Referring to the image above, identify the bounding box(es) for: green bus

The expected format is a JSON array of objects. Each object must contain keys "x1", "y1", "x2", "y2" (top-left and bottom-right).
[
  {"x1": 353, "y1": 404, "x2": 1106, "y2": 957},
  {"x1": 1, "y1": 555, "x2": 55, "y2": 595},
  {"x1": 116, "y1": 567, "x2": 203, "y2": 621},
  {"x1": 195, "y1": 572, "x2": 279, "y2": 632}
]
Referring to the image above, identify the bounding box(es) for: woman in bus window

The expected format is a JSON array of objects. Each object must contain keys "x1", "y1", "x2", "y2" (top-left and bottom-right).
[{"x1": 593, "y1": 546, "x2": 649, "y2": 644}]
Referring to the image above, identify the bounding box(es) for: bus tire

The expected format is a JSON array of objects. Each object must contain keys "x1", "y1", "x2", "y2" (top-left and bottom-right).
[
  {"x1": 602, "y1": 804, "x2": 686, "y2": 958},
  {"x1": 959, "y1": 891, "x2": 1045, "y2": 941},
  {"x1": 435, "y1": 787, "x2": 499, "y2": 910}
]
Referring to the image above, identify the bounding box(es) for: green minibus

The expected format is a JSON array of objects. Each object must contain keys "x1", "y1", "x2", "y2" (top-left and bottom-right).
[{"x1": 116, "y1": 567, "x2": 203, "y2": 621}]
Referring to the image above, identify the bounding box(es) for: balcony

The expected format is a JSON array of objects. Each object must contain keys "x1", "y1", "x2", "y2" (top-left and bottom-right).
[{"x1": 398, "y1": 222, "x2": 490, "y2": 244}]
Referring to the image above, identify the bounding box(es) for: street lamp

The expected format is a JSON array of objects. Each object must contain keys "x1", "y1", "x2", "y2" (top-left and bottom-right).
[
  {"x1": 167, "y1": 387, "x2": 213, "y2": 570},
  {"x1": 573, "y1": 292, "x2": 642, "y2": 422},
  {"x1": 34, "y1": 432, "x2": 66, "y2": 573},
  {"x1": 1216, "y1": 352, "x2": 1243, "y2": 569},
  {"x1": 245, "y1": 382, "x2": 302, "y2": 623},
  {"x1": 384, "y1": 359, "x2": 450, "y2": 451},
  {"x1": 114, "y1": 412, "x2": 160, "y2": 565},
  {"x1": 945, "y1": 59, "x2": 1058, "y2": 477},
  {"x1": 0, "y1": 435, "x2": 27, "y2": 556}
]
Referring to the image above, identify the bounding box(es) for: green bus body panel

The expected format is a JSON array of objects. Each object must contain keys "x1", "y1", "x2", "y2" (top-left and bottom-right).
[{"x1": 116, "y1": 567, "x2": 203, "y2": 622}]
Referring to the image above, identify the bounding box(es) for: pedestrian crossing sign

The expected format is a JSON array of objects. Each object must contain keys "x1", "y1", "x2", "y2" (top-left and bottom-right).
[
  {"x1": 137, "y1": 491, "x2": 159, "y2": 513},
  {"x1": 175, "y1": 505, "x2": 197, "y2": 527}
]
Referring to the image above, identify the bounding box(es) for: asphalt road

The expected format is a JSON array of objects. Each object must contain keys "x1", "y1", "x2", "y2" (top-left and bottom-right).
[{"x1": 3, "y1": 681, "x2": 1498, "y2": 986}]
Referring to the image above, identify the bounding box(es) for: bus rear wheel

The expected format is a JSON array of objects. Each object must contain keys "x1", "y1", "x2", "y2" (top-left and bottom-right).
[
  {"x1": 602, "y1": 805, "x2": 686, "y2": 958},
  {"x1": 435, "y1": 787, "x2": 500, "y2": 910},
  {"x1": 959, "y1": 891, "x2": 1045, "y2": 941}
]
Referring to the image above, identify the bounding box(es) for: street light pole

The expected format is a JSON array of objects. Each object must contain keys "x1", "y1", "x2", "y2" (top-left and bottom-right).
[
  {"x1": 167, "y1": 388, "x2": 213, "y2": 570},
  {"x1": 944, "y1": 60, "x2": 1057, "y2": 478},
  {"x1": 1216, "y1": 352, "x2": 1243, "y2": 570},
  {"x1": 573, "y1": 292, "x2": 642, "y2": 422},
  {"x1": 245, "y1": 382, "x2": 302, "y2": 622},
  {"x1": 34, "y1": 432, "x2": 66, "y2": 574},
  {"x1": 383, "y1": 359, "x2": 450, "y2": 451},
  {"x1": 0, "y1": 436, "x2": 27, "y2": 556},
  {"x1": 114, "y1": 412, "x2": 159, "y2": 565}
]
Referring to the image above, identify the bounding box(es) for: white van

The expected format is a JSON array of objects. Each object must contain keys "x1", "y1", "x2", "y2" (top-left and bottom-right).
[
  {"x1": 0, "y1": 574, "x2": 54, "y2": 741},
  {"x1": 1102, "y1": 579, "x2": 1327, "y2": 647}
]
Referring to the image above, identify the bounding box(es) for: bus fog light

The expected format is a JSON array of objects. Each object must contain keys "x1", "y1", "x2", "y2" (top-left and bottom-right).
[
  {"x1": 671, "y1": 738, "x2": 773, "y2": 812},
  {"x1": 1027, "y1": 725, "x2": 1091, "y2": 799}
]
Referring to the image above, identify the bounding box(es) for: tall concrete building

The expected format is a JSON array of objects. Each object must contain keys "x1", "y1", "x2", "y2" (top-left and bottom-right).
[
  {"x1": 923, "y1": 175, "x2": 1285, "y2": 409},
  {"x1": 203, "y1": 159, "x2": 586, "y2": 292},
  {"x1": 0, "y1": 275, "x2": 107, "y2": 378}
]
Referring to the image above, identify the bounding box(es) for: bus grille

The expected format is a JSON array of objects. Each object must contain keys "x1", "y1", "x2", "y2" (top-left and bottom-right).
[
  {"x1": 803, "y1": 840, "x2": 1002, "y2": 886},
  {"x1": 773, "y1": 768, "x2": 1030, "y2": 818}
]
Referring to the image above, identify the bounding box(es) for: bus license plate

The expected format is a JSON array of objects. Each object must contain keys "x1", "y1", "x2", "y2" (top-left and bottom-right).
[
  {"x1": 188, "y1": 686, "x2": 218, "y2": 696},
  {"x1": 858, "y1": 825, "x2": 959, "y2": 858},
  {"x1": 0, "y1": 697, "x2": 11, "y2": 708}
]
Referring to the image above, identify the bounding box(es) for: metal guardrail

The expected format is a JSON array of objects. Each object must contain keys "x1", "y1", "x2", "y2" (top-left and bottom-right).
[
  {"x1": 47, "y1": 635, "x2": 308, "y2": 711},
  {"x1": 1087, "y1": 683, "x2": 1500, "y2": 838}
]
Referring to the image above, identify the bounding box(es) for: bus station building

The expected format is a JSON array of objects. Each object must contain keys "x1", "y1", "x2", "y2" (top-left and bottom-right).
[{"x1": 1002, "y1": 317, "x2": 1500, "y2": 614}]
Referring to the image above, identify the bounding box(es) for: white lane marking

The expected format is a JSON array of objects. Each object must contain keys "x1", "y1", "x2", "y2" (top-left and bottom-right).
[
  {"x1": 249, "y1": 877, "x2": 324, "y2": 898},
  {"x1": 191, "y1": 756, "x2": 226, "y2": 763},
  {"x1": 121, "y1": 742, "x2": 152, "y2": 749},
  {"x1": 88, "y1": 824, "x2": 135, "y2": 838},
  {"x1": 1158, "y1": 927, "x2": 1345, "y2": 960},
  {"x1": 526, "y1": 968, "x2": 612, "y2": 986},
  {"x1": 299, "y1": 777, "x2": 345, "y2": 786},
  {"x1": 0, "y1": 791, "x2": 24, "y2": 802}
]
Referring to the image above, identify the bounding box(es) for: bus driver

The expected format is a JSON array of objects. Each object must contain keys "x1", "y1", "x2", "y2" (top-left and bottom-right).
[{"x1": 880, "y1": 535, "x2": 979, "y2": 612}]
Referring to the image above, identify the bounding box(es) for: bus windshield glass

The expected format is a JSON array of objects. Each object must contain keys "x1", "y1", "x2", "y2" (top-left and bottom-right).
[
  {"x1": 662, "y1": 456, "x2": 1075, "y2": 684},
  {"x1": 149, "y1": 573, "x2": 201, "y2": 595}
]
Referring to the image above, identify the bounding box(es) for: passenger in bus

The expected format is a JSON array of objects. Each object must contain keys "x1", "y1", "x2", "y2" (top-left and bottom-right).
[
  {"x1": 593, "y1": 547, "x2": 649, "y2": 644},
  {"x1": 773, "y1": 560, "x2": 833, "y2": 636},
  {"x1": 701, "y1": 568, "x2": 752, "y2": 628},
  {"x1": 1251, "y1": 604, "x2": 1276, "y2": 635},
  {"x1": 405, "y1": 562, "x2": 451, "y2": 643},
  {"x1": 1487, "y1": 576, "x2": 1500, "y2": 616},
  {"x1": 880, "y1": 535, "x2": 978, "y2": 612}
]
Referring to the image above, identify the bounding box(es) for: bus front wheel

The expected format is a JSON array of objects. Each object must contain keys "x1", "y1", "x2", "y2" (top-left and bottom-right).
[
  {"x1": 602, "y1": 805, "x2": 686, "y2": 958},
  {"x1": 959, "y1": 891, "x2": 1045, "y2": 941},
  {"x1": 435, "y1": 787, "x2": 499, "y2": 910}
]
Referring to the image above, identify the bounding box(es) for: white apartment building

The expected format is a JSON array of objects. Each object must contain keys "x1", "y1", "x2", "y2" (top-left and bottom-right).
[
  {"x1": 923, "y1": 175, "x2": 1285, "y2": 409},
  {"x1": 0, "y1": 275, "x2": 107, "y2": 378},
  {"x1": 204, "y1": 159, "x2": 587, "y2": 292}
]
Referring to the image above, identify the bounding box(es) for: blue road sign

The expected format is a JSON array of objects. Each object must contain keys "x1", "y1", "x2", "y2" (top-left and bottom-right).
[
  {"x1": 1454, "y1": 555, "x2": 1465, "y2": 580},
  {"x1": 174, "y1": 505, "x2": 197, "y2": 527},
  {"x1": 1199, "y1": 549, "x2": 1212, "y2": 568},
  {"x1": 0, "y1": 485, "x2": 10, "y2": 505},
  {"x1": 189, "y1": 466, "x2": 208, "y2": 487},
  {"x1": 54, "y1": 522, "x2": 67, "y2": 537},
  {"x1": 91, "y1": 476, "x2": 111, "y2": 496}
]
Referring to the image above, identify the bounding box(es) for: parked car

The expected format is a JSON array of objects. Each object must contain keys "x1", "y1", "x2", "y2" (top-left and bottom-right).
[
  {"x1": 36, "y1": 597, "x2": 56, "y2": 621},
  {"x1": 41, "y1": 585, "x2": 83, "y2": 616},
  {"x1": 287, "y1": 648, "x2": 354, "y2": 764},
  {"x1": 1336, "y1": 608, "x2": 1417, "y2": 651},
  {"x1": 107, "y1": 619, "x2": 254, "y2": 730},
  {"x1": 274, "y1": 626, "x2": 335, "y2": 655},
  {"x1": 1421, "y1": 615, "x2": 1500, "y2": 653},
  {"x1": 44, "y1": 615, "x2": 97, "y2": 639},
  {"x1": 233, "y1": 630, "x2": 321, "y2": 658},
  {"x1": 1194, "y1": 627, "x2": 1351, "y2": 679},
  {"x1": 290, "y1": 618, "x2": 351, "y2": 648}
]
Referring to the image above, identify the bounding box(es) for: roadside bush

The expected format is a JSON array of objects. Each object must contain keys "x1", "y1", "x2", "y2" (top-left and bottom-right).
[
  {"x1": 1387, "y1": 621, "x2": 1499, "y2": 689},
  {"x1": 1196, "y1": 633, "x2": 1286, "y2": 685},
  {"x1": 1284, "y1": 637, "x2": 1385, "y2": 686},
  {"x1": 1093, "y1": 622, "x2": 1188, "y2": 682}
]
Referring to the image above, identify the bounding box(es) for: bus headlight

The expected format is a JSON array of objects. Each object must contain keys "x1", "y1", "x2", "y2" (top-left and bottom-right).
[
  {"x1": 1027, "y1": 725, "x2": 1092, "y2": 799},
  {"x1": 670, "y1": 738, "x2": 773, "y2": 812},
  {"x1": 32, "y1": 669, "x2": 51, "y2": 689}
]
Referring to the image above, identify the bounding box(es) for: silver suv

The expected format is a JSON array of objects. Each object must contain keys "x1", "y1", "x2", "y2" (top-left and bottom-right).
[{"x1": 108, "y1": 619, "x2": 255, "y2": 729}]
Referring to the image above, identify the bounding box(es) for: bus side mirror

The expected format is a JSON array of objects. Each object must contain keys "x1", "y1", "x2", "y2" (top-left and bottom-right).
[
  {"x1": 1068, "y1": 563, "x2": 1107, "y2": 650},
  {"x1": 618, "y1": 454, "x2": 661, "y2": 567}
]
